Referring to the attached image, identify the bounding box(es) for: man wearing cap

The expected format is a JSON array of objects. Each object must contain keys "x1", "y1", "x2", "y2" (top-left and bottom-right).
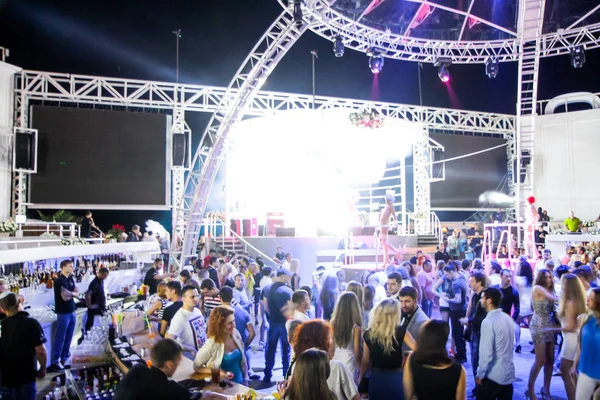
[
  {"x1": 0, "y1": 292, "x2": 48, "y2": 398},
  {"x1": 261, "y1": 269, "x2": 293, "y2": 383}
]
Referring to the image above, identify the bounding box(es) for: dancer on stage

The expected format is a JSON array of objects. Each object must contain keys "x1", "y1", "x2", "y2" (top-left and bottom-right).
[{"x1": 379, "y1": 191, "x2": 402, "y2": 269}]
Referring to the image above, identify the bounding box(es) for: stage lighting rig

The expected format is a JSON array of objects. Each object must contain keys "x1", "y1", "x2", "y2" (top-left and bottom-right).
[
  {"x1": 485, "y1": 57, "x2": 499, "y2": 78},
  {"x1": 434, "y1": 57, "x2": 452, "y2": 83},
  {"x1": 368, "y1": 48, "x2": 384, "y2": 74},
  {"x1": 570, "y1": 46, "x2": 586, "y2": 68},
  {"x1": 333, "y1": 35, "x2": 344, "y2": 57},
  {"x1": 293, "y1": 0, "x2": 303, "y2": 24}
]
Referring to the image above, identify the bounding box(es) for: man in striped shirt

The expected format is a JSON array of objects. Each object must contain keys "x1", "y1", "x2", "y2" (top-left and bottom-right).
[{"x1": 199, "y1": 278, "x2": 237, "y2": 317}]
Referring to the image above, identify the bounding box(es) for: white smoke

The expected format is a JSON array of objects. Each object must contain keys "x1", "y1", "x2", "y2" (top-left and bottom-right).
[
  {"x1": 145, "y1": 220, "x2": 169, "y2": 241},
  {"x1": 478, "y1": 191, "x2": 514, "y2": 207}
]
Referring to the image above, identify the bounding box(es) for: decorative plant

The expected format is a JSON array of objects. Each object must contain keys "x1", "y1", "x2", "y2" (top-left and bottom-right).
[
  {"x1": 0, "y1": 219, "x2": 17, "y2": 233},
  {"x1": 206, "y1": 211, "x2": 226, "y2": 220},
  {"x1": 410, "y1": 211, "x2": 428, "y2": 220},
  {"x1": 61, "y1": 237, "x2": 88, "y2": 246},
  {"x1": 40, "y1": 232, "x2": 57, "y2": 238},
  {"x1": 37, "y1": 210, "x2": 82, "y2": 224},
  {"x1": 349, "y1": 109, "x2": 384, "y2": 129},
  {"x1": 107, "y1": 224, "x2": 126, "y2": 240}
]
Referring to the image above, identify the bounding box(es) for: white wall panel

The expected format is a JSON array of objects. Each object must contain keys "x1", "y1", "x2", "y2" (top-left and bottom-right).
[
  {"x1": 534, "y1": 109, "x2": 600, "y2": 221},
  {"x1": 0, "y1": 62, "x2": 22, "y2": 220}
]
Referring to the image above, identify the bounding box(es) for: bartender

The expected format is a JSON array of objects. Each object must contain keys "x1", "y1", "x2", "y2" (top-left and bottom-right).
[
  {"x1": 83, "y1": 267, "x2": 109, "y2": 335},
  {"x1": 114, "y1": 339, "x2": 191, "y2": 400}
]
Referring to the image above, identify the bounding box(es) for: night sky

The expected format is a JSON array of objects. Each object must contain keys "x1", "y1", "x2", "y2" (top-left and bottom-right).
[{"x1": 1, "y1": 0, "x2": 600, "y2": 231}]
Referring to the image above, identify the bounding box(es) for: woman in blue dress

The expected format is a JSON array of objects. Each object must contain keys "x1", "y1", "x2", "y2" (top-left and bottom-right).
[{"x1": 193, "y1": 306, "x2": 248, "y2": 385}]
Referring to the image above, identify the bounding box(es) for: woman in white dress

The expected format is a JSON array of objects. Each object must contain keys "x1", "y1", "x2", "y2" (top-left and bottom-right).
[
  {"x1": 543, "y1": 274, "x2": 587, "y2": 400},
  {"x1": 515, "y1": 261, "x2": 534, "y2": 353},
  {"x1": 331, "y1": 292, "x2": 363, "y2": 383}
]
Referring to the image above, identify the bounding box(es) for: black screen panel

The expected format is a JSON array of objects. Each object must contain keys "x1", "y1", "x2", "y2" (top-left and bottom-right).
[
  {"x1": 30, "y1": 106, "x2": 168, "y2": 206},
  {"x1": 429, "y1": 134, "x2": 507, "y2": 208}
]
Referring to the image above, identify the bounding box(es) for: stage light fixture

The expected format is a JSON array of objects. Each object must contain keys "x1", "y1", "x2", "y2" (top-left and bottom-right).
[
  {"x1": 293, "y1": 0, "x2": 303, "y2": 23},
  {"x1": 485, "y1": 57, "x2": 499, "y2": 78},
  {"x1": 437, "y1": 65, "x2": 450, "y2": 82},
  {"x1": 333, "y1": 35, "x2": 344, "y2": 57},
  {"x1": 570, "y1": 46, "x2": 586, "y2": 68},
  {"x1": 367, "y1": 49, "x2": 384, "y2": 74},
  {"x1": 434, "y1": 57, "x2": 452, "y2": 83}
]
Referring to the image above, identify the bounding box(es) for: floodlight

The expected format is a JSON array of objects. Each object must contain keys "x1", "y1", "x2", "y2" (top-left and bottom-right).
[
  {"x1": 570, "y1": 46, "x2": 586, "y2": 68},
  {"x1": 437, "y1": 65, "x2": 450, "y2": 82},
  {"x1": 485, "y1": 57, "x2": 499, "y2": 78},
  {"x1": 368, "y1": 49, "x2": 384, "y2": 74},
  {"x1": 334, "y1": 35, "x2": 344, "y2": 57},
  {"x1": 293, "y1": 0, "x2": 303, "y2": 23}
]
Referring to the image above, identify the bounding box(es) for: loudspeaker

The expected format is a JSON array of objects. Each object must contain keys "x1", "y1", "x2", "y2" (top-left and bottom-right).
[
  {"x1": 14, "y1": 129, "x2": 37, "y2": 172},
  {"x1": 276, "y1": 227, "x2": 295, "y2": 237},
  {"x1": 172, "y1": 133, "x2": 189, "y2": 168}
]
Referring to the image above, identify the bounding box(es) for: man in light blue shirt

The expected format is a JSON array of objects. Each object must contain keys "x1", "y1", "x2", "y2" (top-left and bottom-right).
[{"x1": 476, "y1": 287, "x2": 515, "y2": 400}]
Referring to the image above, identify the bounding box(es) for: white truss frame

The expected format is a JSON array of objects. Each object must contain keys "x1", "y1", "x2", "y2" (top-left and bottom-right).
[
  {"x1": 298, "y1": 0, "x2": 600, "y2": 64},
  {"x1": 14, "y1": 71, "x2": 515, "y2": 134},
  {"x1": 172, "y1": 9, "x2": 311, "y2": 263},
  {"x1": 413, "y1": 127, "x2": 431, "y2": 235}
]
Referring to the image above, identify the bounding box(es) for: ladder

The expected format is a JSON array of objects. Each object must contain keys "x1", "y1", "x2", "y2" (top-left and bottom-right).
[{"x1": 511, "y1": 0, "x2": 546, "y2": 229}]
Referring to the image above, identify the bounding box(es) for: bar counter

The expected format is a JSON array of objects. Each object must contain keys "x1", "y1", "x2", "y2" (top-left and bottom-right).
[{"x1": 110, "y1": 313, "x2": 265, "y2": 399}]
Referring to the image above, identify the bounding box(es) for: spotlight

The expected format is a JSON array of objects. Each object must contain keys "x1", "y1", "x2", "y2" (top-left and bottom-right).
[
  {"x1": 485, "y1": 57, "x2": 499, "y2": 78},
  {"x1": 368, "y1": 49, "x2": 384, "y2": 74},
  {"x1": 570, "y1": 45, "x2": 586, "y2": 68},
  {"x1": 293, "y1": 0, "x2": 303, "y2": 23},
  {"x1": 434, "y1": 57, "x2": 452, "y2": 83},
  {"x1": 437, "y1": 65, "x2": 450, "y2": 82},
  {"x1": 333, "y1": 35, "x2": 344, "y2": 57}
]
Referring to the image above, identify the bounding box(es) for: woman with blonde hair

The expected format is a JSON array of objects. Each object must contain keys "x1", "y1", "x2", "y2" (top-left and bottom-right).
[
  {"x1": 544, "y1": 274, "x2": 587, "y2": 400},
  {"x1": 279, "y1": 349, "x2": 336, "y2": 400},
  {"x1": 526, "y1": 269, "x2": 559, "y2": 400},
  {"x1": 346, "y1": 281, "x2": 364, "y2": 309},
  {"x1": 193, "y1": 306, "x2": 248, "y2": 385},
  {"x1": 331, "y1": 292, "x2": 363, "y2": 382},
  {"x1": 358, "y1": 299, "x2": 416, "y2": 399}
]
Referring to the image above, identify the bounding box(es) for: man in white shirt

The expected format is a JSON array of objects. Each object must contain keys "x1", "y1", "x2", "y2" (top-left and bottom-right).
[
  {"x1": 285, "y1": 290, "x2": 311, "y2": 333},
  {"x1": 535, "y1": 249, "x2": 557, "y2": 275},
  {"x1": 489, "y1": 262, "x2": 502, "y2": 287},
  {"x1": 167, "y1": 286, "x2": 206, "y2": 358},
  {"x1": 476, "y1": 287, "x2": 515, "y2": 400},
  {"x1": 233, "y1": 274, "x2": 251, "y2": 313},
  {"x1": 281, "y1": 253, "x2": 293, "y2": 270}
]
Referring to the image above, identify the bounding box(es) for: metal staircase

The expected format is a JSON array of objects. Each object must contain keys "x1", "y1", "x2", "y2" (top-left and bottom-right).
[{"x1": 510, "y1": 0, "x2": 547, "y2": 226}]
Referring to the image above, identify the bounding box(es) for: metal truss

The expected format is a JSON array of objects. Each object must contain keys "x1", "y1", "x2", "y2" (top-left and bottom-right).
[
  {"x1": 172, "y1": 9, "x2": 310, "y2": 263},
  {"x1": 509, "y1": 0, "x2": 546, "y2": 229},
  {"x1": 294, "y1": 0, "x2": 600, "y2": 64},
  {"x1": 170, "y1": 106, "x2": 190, "y2": 238},
  {"x1": 14, "y1": 71, "x2": 515, "y2": 135},
  {"x1": 412, "y1": 128, "x2": 431, "y2": 235}
]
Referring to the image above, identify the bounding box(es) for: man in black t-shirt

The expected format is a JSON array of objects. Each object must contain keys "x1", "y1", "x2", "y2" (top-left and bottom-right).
[
  {"x1": 434, "y1": 243, "x2": 451, "y2": 264},
  {"x1": 49, "y1": 260, "x2": 79, "y2": 372},
  {"x1": 159, "y1": 281, "x2": 183, "y2": 337},
  {"x1": 494, "y1": 269, "x2": 520, "y2": 321},
  {"x1": 0, "y1": 292, "x2": 48, "y2": 398},
  {"x1": 143, "y1": 258, "x2": 174, "y2": 295},
  {"x1": 114, "y1": 339, "x2": 189, "y2": 400},
  {"x1": 206, "y1": 256, "x2": 221, "y2": 289},
  {"x1": 409, "y1": 250, "x2": 423, "y2": 265},
  {"x1": 261, "y1": 270, "x2": 293, "y2": 382},
  {"x1": 439, "y1": 264, "x2": 467, "y2": 363},
  {"x1": 126, "y1": 224, "x2": 142, "y2": 242},
  {"x1": 83, "y1": 268, "x2": 109, "y2": 335}
]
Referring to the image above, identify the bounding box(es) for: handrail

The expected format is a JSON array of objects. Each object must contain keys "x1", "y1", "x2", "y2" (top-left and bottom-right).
[
  {"x1": 213, "y1": 216, "x2": 278, "y2": 268},
  {"x1": 429, "y1": 212, "x2": 443, "y2": 244}
]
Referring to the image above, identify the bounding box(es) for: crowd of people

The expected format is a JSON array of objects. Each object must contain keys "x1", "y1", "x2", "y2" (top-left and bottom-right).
[
  {"x1": 2, "y1": 236, "x2": 600, "y2": 399},
  {"x1": 136, "y1": 241, "x2": 600, "y2": 400}
]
